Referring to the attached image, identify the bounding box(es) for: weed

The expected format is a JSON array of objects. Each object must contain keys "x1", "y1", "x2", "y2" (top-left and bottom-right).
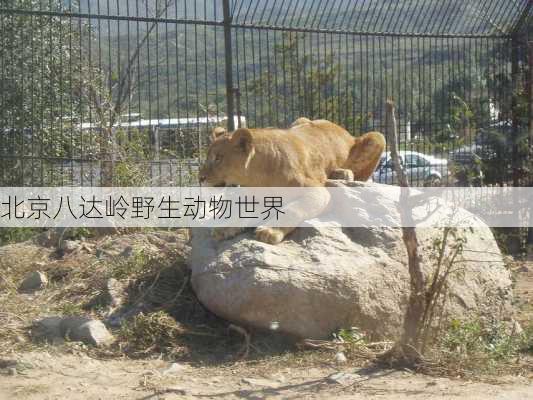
[
  {"x1": 334, "y1": 327, "x2": 367, "y2": 345},
  {"x1": 108, "y1": 249, "x2": 152, "y2": 280},
  {"x1": 0, "y1": 228, "x2": 43, "y2": 246},
  {"x1": 58, "y1": 302, "x2": 85, "y2": 316},
  {"x1": 426, "y1": 318, "x2": 532, "y2": 376},
  {"x1": 118, "y1": 311, "x2": 185, "y2": 357}
]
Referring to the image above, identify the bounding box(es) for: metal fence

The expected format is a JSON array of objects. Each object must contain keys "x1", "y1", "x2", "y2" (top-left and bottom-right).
[{"x1": 0, "y1": 0, "x2": 531, "y2": 187}]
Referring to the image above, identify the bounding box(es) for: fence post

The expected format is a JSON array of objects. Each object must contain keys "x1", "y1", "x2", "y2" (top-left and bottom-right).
[
  {"x1": 153, "y1": 126, "x2": 160, "y2": 161},
  {"x1": 526, "y1": 39, "x2": 533, "y2": 259},
  {"x1": 511, "y1": 37, "x2": 521, "y2": 187},
  {"x1": 222, "y1": 0, "x2": 235, "y2": 132},
  {"x1": 234, "y1": 87, "x2": 242, "y2": 128}
]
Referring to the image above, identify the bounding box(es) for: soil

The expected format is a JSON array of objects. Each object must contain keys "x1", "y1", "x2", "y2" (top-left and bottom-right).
[
  {"x1": 0, "y1": 233, "x2": 532, "y2": 400},
  {"x1": 0, "y1": 351, "x2": 532, "y2": 400}
]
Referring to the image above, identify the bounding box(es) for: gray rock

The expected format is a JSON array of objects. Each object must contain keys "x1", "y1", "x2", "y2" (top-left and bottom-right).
[
  {"x1": 327, "y1": 372, "x2": 361, "y2": 386},
  {"x1": 517, "y1": 265, "x2": 530, "y2": 273},
  {"x1": 31, "y1": 317, "x2": 64, "y2": 344},
  {"x1": 86, "y1": 278, "x2": 127, "y2": 311},
  {"x1": 161, "y1": 362, "x2": 188, "y2": 375},
  {"x1": 32, "y1": 316, "x2": 114, "y2": 347},
  {"x1": 60, "y1": 240, "x2": 82, "y2": 254},
  {"x1": 189, "y1": 182, "x2": 513, "y2": 340},
  {"x1": 106, "y1": 278, "x2": 127, "y2": 308},
  {"x1": 334, "y1": 352, "x2": 347, "y2": 364},
  {"x1": 18, "y1": 271, "x2": 48, "y2": 292},
  {"x1": 242, "y1": 377, "x2": 278, "y2": 387}
]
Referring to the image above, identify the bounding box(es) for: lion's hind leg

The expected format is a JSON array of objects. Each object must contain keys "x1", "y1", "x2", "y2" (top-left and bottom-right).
[
  {"x1": 347, "y1": 131, "x2": 386, "y2": 181},
  {"x1": 255, "y1": 185, "x2": 330, "y2": 245}
]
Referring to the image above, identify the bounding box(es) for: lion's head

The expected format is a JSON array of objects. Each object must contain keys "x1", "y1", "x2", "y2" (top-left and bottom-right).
[{"x1": 199, "y1": 128, "x2": 255, "y2": 186}]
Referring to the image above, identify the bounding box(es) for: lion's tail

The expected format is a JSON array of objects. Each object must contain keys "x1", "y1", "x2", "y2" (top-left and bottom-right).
[{"x1": 347, "y1": 131, "x2": 386, "y2": 181}]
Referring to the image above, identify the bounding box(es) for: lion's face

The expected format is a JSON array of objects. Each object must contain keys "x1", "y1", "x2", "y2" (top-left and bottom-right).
[{"x1": 199, "y1": 128, "x2": 255, "y2": 186}]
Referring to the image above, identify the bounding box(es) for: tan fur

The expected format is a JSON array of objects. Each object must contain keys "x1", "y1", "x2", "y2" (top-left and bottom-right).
[{"x1": 199, "y1": 118, "x2": 385, "y2": 243}]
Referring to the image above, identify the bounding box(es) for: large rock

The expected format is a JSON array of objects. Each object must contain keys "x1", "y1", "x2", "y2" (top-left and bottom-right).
[{"x1": 189, "y1": 182, "x2": 514, "y2": 340}]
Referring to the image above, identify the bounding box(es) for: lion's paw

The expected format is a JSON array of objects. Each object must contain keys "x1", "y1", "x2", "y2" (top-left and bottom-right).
[
  {"x1": 330, "y1": 168, "x2": 354, "y2": 181},
  {"x1": 255, "y1": 226, "x2": 285, "y2": 245},
  {"x1": 212, "y1": 227, "x2": 245, "y2": 241}
]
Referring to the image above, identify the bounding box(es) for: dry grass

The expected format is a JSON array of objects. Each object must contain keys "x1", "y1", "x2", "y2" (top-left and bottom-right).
[{"x1": 1, "y1": 230, "x2": 532, "y2": 379}]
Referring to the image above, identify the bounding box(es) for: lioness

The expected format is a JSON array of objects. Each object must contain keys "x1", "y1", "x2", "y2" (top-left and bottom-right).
[{"x1": 199, "y1": 118, "x2": 385, "y2": 244}]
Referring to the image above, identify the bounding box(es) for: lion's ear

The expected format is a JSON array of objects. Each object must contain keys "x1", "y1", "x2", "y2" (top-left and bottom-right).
[
  {"x1": 232, "y1": 128, "x2": 255, "y2": 169},
  {"x1": 232, "y1": 128, "x2": 253, "y2": 152},
  {"x1": 211, "y1": 126, "x2": 227, "y2": 142}
]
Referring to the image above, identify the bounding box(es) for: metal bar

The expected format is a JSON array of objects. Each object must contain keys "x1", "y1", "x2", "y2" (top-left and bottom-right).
[
  {"x1": 225, "y1": 22, "x2": 510, "y2": 39},
  {"x1": 526, "y1": 40, "x2": 533, "y2": 252},
  {"x1": 0, "y1": 8, "x2": 223, "y2": 26},
  {"x1": 510, "y1": 0, "x2": 533, "y2": 36},
  {"x1": 511, "y1": 34, "x2": 521, "y2": 186},
  {"x1": 223, "y1": 0, "x2": 235, "y2": 132}
]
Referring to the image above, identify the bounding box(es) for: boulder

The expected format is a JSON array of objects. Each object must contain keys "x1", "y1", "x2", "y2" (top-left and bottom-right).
[{"x1": 189, "y1": 182, "x2": 514, "y2": 340}]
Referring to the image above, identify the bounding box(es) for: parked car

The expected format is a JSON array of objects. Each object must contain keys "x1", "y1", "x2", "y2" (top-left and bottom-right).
[
  {"x1": 448, "y1": 147, "x2": 484, "y2": 186},
  {"x1": 372, "y1": 151, "x2": 449, "y2": 186}
]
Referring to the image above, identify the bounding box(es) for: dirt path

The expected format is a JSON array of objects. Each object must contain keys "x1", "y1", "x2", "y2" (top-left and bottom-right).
[{"x1": 1, "y1": 351, "x2": 531, "y2": 400}]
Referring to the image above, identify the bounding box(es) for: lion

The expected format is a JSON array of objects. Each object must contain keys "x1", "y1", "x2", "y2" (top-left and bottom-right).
[{"x1": 199, "y1": 119, "x2": 385, "y2": 244}]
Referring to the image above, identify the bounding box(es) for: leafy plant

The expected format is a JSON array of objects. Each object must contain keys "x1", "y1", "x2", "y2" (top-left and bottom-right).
[
  {"x1": 118, "y1": 311, "x2": 184, "y2": 356},
  {"x1": 334, "y1": 327, "x2": 368, "y2": 344},
  {"x1": 434, "y1": 318, "x2": 531, "y2": 375},
  {"x1": 0, "y1": 228, "x2": 42, "y2": 246}
]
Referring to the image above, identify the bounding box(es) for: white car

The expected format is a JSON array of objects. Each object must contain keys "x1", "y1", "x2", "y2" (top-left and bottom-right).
[{"x1": 372, "y1": 151, "x2": 449, "y2": 186}]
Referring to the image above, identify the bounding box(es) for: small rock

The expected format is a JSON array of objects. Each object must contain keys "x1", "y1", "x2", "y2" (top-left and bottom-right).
[
  {"x1": 18, "y1": 271, "x2": 48, "y2": 293},
  {"x1": 63, "y1": 318, "x2": 114, "y2": 347},
  {"x1": 511, "y1": 319, "x2": 524, "y2": 335},
  {"x1": 7, "y1": 367, "x2": 17, "y2": 376},
  {"x1": 86, "y1": 278, "x2": 127, "y2": 311},
  {"x1": 327, "y1": 372, "x2": 361, "y2": 386},
  {"x1": 163, "y1": 387, "x2": 188, "y2": 396},
  {"x1": 242, "y1": 377, "x2": 278, "y2": 387},
  {"x1": 0, "y1": 359, "x2": 18, "y2": 369},
  {"x1": 32, "y1": 316, "x2": 114, "y2": 347},
  {"x1": 334, "y1": 351, "x2": 347, "y2": 364},
  {"x1": 31, "y1": 316, "x2": 63, "y2": 343},
  {"x1": 106, "y1": 278, "x2": 127, "y2": 308},
  {"x1": 517, "y1": 265, "x2": 530, "y2": 273},
  {"x1": 120, "y1": 246, "x2": 134, "y2": 258},
  {"x1": 161, "y1": 362, "x2": 187, "y2": 375},
  {"x1": 61, "y1": 240, "x2": 81, "y2": 254}
]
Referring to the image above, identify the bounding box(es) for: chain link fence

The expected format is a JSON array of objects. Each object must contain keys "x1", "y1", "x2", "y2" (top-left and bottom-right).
[{"x1": 0, "y1": 0, "x2": 531, "y2": 187}]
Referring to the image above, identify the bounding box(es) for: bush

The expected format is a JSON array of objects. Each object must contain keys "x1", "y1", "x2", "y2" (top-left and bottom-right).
[
  {"x1": 429, "y1": 318, "x2": 532, "y2": 376},
  {"x1": 0, "y1": 228, "x2": 42, "y2": 246}
]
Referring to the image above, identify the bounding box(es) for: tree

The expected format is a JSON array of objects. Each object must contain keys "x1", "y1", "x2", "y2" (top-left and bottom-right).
[
  {"x1": 0, "y1": 0, "x2": 87, "y2": 185},
  {"x1": 78, "y1": 0, "x2": 177, "y2": 185},
  {"x1": 248, "y1": 32, "x2": 365, "y2": 132},
  {"x1": 382, "y1": 100, "x2": 468, "y2": 365}
]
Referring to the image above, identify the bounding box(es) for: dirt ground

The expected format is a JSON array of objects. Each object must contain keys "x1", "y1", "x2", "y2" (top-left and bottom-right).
[
  {"x1": 0, "y1": 351, "x2": 532, "y2": 400},
  {"x1": 0, "y1": 235, "x2": 532, "y2": 400}
]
